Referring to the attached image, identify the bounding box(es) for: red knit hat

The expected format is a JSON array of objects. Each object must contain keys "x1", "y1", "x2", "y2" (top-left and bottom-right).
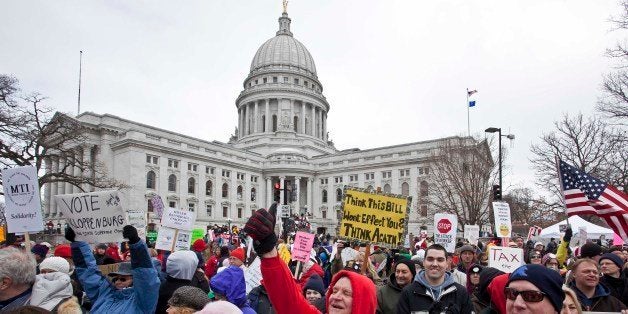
[
  {"x1": 230, "y1": 247, "x2": 245, "y2": 262},
  {"x1": 192, "y1": 239, "x2": 207, "y2": 253},
  {"x1": 54, "y1": 244, "x2": 72, "y2": 258}
]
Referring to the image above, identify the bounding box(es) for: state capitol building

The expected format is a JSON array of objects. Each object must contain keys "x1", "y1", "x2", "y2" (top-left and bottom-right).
[{"x1": 42, "y1": 10, "x2": 482, "y2": 235}]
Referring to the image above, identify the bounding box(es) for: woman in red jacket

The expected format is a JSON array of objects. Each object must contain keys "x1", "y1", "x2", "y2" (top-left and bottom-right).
[
  {"x1": 204, "y1": 246, "x2": 220, "y2": 279},
  {"x1": 244, "y1": 204, "x2": 377, "y2": 314}
]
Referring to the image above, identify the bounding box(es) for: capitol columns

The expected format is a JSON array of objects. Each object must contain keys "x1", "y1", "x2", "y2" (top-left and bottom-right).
[
  {"x1": 254, "y1": 101, "x2": 259, "y2": 133},
  {"x1": 301, "y1": 102, "x2": 306, "y2": 134},
  {"x1": 43, "y1": 157, "x2": 52, "y2": 215},
  {"x1": 279, "y1": 176, "x2": 285, "y2": 205},
  {"x1": 266, "y1": 177, "x2": 272, "y2": 207},
  {"x1": 310, "y1": 105, "x2": 316, "y2": 136},
  {"x1": 295, "y1": 176, "x2": 301, "y2": 211},
  {"x1": 307, "y1": 177, "x2": 314, "y2": 217},
  {"x1": 265, "y1": 99, "x2": 271, "y2": 133},
  {"x1": 50, "y1": 156, "x2": 59, "y2": 215}
]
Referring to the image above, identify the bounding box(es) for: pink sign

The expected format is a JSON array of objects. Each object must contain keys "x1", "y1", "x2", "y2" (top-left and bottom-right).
[
  {"x1": 613, "y1": 233, "x2": 625, "y2": 245},
  {"x1": 292, "y1": 231, "x2": 315, "y2": 263}
]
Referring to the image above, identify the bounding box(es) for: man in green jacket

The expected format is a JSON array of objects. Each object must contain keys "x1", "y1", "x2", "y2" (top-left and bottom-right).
[{"x1": 376, "y1": 258, "x2": 415, "y2": 314}]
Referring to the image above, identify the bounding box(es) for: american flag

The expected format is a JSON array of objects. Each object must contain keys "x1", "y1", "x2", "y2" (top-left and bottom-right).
[
  {"x1": 467, "y1": 89, "x2": 478, "y2": 96},
  {"x1": 559, "y1": 159, "x2": 628, "y2": 241}
]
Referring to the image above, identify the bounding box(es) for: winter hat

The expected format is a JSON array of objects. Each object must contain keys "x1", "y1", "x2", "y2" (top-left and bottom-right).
[
  {"x1": 108, "y1": 262, "x2": 133, "y2": 276},
  {"x1": 303, "y1": 273, "x2": 326, "y2": 297},
  {"x1": 534, "y1": 241, "x2": 544, "y2": 248},
  {"x1": 192, "y1": 239, "x2": 207, "y2": 253},
  {"x1": 459, "y1": 245, "x2": 475, "y2": 254},
  {"x1": 31, "y1": 244, "x2": 49, "y2": 258},
  {"x1": 396, "y1": 258, "x2": 417, "y2": 278},
  {"x1": 469, "y1": 264, "x2": 483, "y2": 274},
  {"x1": 507, "y1": 264, "x2": 565, "y2": 313},
  {"x1": 196, "y1": 301, "x2": 242, "y2": 314},
  {"x1": 580, "y1": 242, "x2": 603, "y2": 258},
  {"x1": 599, "y1": 253, "x2": 623, "y2": 269},
  {"x1": 230, "y1": 247, "x2": 245, "y2": 263},
  {"x1": 39, "y1": 256, "x2": 71, "y2": 274},
  {"x1": 96, "y1": 243, "x2": 108, "y2": 250},
  {"x1": 166, "y1": 251, "x2": 199, "y2": 280},
  {"x1": 54, "y1": 244, "x2": 72, "y2": 258},
  {"x1": 542, "y1": 253, "x2": 557, "y2": 265},
  {"x1": 39, "y1": 242, "x2": 52, "y2": 249},
  {"x1": 167, "y1": 286, "x2": 211, "y2": 311}
]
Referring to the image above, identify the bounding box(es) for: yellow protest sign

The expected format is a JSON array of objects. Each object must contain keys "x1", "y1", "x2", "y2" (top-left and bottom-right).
[
  {"x1": 337, "y1": 187, "x2": 411, "y2": 248},
  {"x1": 0, "y1": 226, "x2": 5, "y2": 242}
]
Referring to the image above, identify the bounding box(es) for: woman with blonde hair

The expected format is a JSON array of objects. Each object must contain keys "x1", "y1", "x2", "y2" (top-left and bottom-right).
[{"x1": 561, "y1": 286, "x2": 582, "y2": 314}]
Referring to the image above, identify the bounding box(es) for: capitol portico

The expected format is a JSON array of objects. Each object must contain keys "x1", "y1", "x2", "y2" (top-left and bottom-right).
[{"x1": 42, "y1": 9, "x2": 484, "y2": 235}]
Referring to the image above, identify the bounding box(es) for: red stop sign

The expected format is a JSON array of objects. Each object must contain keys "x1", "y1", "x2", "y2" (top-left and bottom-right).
[{"x1": 437, "y1": 219, "x2": 452, "y2": 233}]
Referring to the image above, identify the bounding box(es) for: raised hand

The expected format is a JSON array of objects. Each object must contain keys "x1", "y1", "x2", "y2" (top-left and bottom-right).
[
  {"x1": 65, "y1": 225, "x2": 76, "y2": 243},
  {"x1": 122, "y1": 225, "x2": 141, "y2": 244},
  {"x1": 243, "y1": 203, "x2": 278, "y2": 255}
]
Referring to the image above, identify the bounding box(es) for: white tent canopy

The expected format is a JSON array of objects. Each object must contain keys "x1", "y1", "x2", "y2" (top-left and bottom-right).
[{"x1": 539, "y1": 215, "x2": 615, "y2": 240}]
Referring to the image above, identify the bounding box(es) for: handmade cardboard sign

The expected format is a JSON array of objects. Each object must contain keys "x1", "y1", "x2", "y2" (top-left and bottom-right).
[
  {"x1": 160, "y1": 207, "x2": 195, "y2": 231},
  {"x1": 126, "y1": 210, "x2": 146, "y2": 239},
  {"x1": 434, "y1": 213, "x2": 458, "y2": 253},
  {"x1": 155, "y1": 226, "x2": 192, "y2": 251},
  {"x1": 464, "y1": 225, "x2": 480, "y2": 245},
  {"x1": 492, "y1": 202, "x2": 512, "y2": 238},
  {"x1": 150, "y1": 195, "x2": 165, "y2": 218},
  {"x1": 55, "y1": 190, "x2": 126, "y2": 243},
  {"x1": 488, "y1": 246, "x2": 523, "y2": 273},
  {"x1": 292, "y1": 231, "x2": 315, "y2": 262},
  {"x1": 244, "y1": 257, "x2": 262, "y2": 294},
  {"x1": 2, "y1": 166, "x2": 44, "y2": 233}
]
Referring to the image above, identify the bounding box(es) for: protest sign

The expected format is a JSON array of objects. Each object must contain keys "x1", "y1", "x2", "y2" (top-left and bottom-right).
[
  {"x1": 434, "y1": 213, "x2": 457, "y2": 252},
  {"x1": 464, "y1": 225, "x2": 480, "y2": 245},
  {"x1": 160, "y1": 208, "x2": 195, "y2": 231},
  {"x1": 175, "y1": 231, "x2": 191, "y2": 251},
  {"x1": 244, "y1": 257, "x2": 262, "y2": 294},
  {"x1": 559, "y1": 224, "x2": 568, "y2": 233},
  {"x1": 0, "y1": 226, "x2": 5, "y2": 242},
  {"x1": 337, "y1": 187, "x2": 411, "y2": 247},
  {"x1": 2, "y1": 166, "x2": 44, "y2": 233},
  {"x1": 190, "y1": 228, "x2": 205, "y2": 245},
  {"x1": 126, "y1": 210, "x2": 146, "y2": 239},
  {"x1": 492, "y1": 202, "x2": 512, "y2": 238},
  {"x1": 526, "y1": 226, "x2": 542, "y2": 241},
  {"x1": 98, "y1": 263, "x2": 120, "y2": 277},
  {"x1": 55, "y1": 190, "x2": 126, "y2": 243},
  {"x1": 146, "y1": 231, "x2": 158, "y2": 244},
  {"x1": 150, "y1": 195, "x2": 164, "y2": 218},
  {"x1": 340, "y1": 247, "x2": 359, "y2": 266},
  {"x1": 488, "y1": 246, "x2": 524, "y2": 273},
  {"x1": 613, "y1": 233, "x2": 625, "y2": 245},
  {"x1": 578, "y1": 226, "x2": 587, "y2": 245},
  {"x1": 292, "y1": 231, "x2": 315, "y2": 262},
  {"x1": 155, "y1": 226, "x2": 192, "y2": 251}
]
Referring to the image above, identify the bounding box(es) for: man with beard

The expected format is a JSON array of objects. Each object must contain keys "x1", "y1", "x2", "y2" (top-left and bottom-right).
[
  {"x1": 397, "y1": 244, "x2": 473, "y2": 313},
  {"x1": 376, "y1": 259, "x2": 416, "y2": 314}
]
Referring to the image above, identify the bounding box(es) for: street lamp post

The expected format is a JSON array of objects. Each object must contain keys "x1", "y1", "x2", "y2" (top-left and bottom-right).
[{"x1": 485, "y1": 127, "x2": 515, "y2": 199}]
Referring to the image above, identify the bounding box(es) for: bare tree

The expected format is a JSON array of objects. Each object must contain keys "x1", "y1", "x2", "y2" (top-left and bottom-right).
[
  {"x1": 530, "y1": 113, "x2": 627, "y2": 210},
  {"x1": 503, "y1": 187, "x2": 558, "y2": 228},
  {"x1": 422, "y1": 137, "x2": 495, "y2": 227},
  {"x1": 598, "y1": 0, "x2": 628, "y2": 122},
  {"x1": 0, "y1": 74, "x2": 124, "y2": 194}
]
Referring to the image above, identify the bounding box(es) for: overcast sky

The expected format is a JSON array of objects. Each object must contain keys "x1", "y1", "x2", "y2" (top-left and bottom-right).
[{"x1": 1, "y1": 0, "x2": 623, "y2": 194}]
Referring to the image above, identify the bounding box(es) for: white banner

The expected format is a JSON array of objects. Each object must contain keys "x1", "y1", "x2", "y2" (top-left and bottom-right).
[
  {"x1": 126, "y1": 210, "x2": 146, "y2": 239},
  {"x1": 434, "y1": 213, "x2": 458, "y2": 253},
  {"x1": 492, "y1": 202, "x2": 512, "y2": 238},
  {"x1": 160, "y1": 207, "x2": 196, "y2": 231},
  {"x1": 155, "y1": 226, "x2": 192, "y2": 251},
  {"x1": 2, "y1": 166, "x2": 44, "y2": 233},
  {"x1": 488, "y1": 246, "x2": 524, "y2": 273},
  {"x1": 55, "y1": 190, "x2": 126, "y2": 243},
  {"x1": 464, "y1": 225, "x2": 480, "y2": 245},
  {"x1": 578, "y1": 226, "x2": 587, "y2": 245}
]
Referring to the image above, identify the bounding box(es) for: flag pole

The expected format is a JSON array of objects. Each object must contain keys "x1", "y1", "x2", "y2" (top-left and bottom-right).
[
  {"x1": 554, "y1": 156, "x2": 570, "y2": 227},
  {"x1": 77, "y1": 50, "x2": 83, "y2": 116},
  {"x1": 466, "y1": 88, "x2": 470, "y2": 137}
]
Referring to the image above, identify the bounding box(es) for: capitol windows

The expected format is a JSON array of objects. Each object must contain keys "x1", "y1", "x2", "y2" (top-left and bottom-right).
[
  {"x1": 322, "y1": 210, "x2": 327, "y2": 219},
  {"x1": 322, "y1": 190, "x2": 328, "y2": 203},
  {"x1": 418, "y1": 167, "x2": 430, "y2": 175},
  {"x1": 263, "y1": 78, "x2": 267, "y2": 83},
  {"x1": 420, "y1": 181, "x2": 429, "y2": 197},
  {"x1": 320, "y1": 178, "x2": 328, "y2": 185},
  {"x1": 251, "y1": 175, "x2": 258, "y2": 183},
  {"x1": 237, "y1": 208, "x2": 242, "y2": 219},
  {"x1": 237, "y1": 172, "x2": 245, "y2": 180},
  {"x1": 401, "y1": 182, "x2": 409, "y2": 196},
  {"x1": 169, "y1": 201, "x2": 176, "y2": 208},
  {"x1": 334, "y1": 176, "x2": 343, "y2": 184},
  {"x1": 293, "y1": 116, "x2": 298, "y2": 132},
  {"x1": 222, "y1": 183, "x2": 229, "y2": 198},
  {"x1": 168, "y1": 159, "x2": 179, "y2": 168},
  {"x1": 349, "y1": 174, "x2": 358, "y2": 182},
  {"x1": 283, "y1": 77, "x2": 288, "y2": 83},
  {"x1": 272, "y1": 115, "x2": 277, "y2": 132},
  {"x1": 147, "y1": 200, "x2": 153, "y2": 212},
  {"x1": 168, "y1": 174, "x2": 177, "y2": 192},
  {"x1": 400, "y1": 169, "x2": 410, "y2": 177},
  {"x1": 294, "y1": 78, "x2": 299, "y2": 85},
  {"x1": 188, "y1": 163, "x2": 198, "y2": 172},
  {"x1": 146, "y1": 154, "x2": 159, "y2": 165},
  {"x1": 273, "y1": 77, "x2": 278, "y2": 83},
  {"x1": 382, "y1": 171, "x2": 392, "y2": 179},
  {"x1": 188, "y1": 177, "x2": 196, "y2": 194},
  {"x1": 336, "y1": 188, "x2": 342, "y2": 202},
  {"x1": 205, "y1": 180, "x2": 213, "y2": 196},
  {"x1": 237, "y1": 185, "x2": 243, "y2": 200},
  {"x1": 420, "y1": 205, "x2": 428, "y2": 217},
  {"x1": 146, "y1": 171, "x2": 156, "y2": 189},
  {"x1": 365, "y1": 172, "x2": 375, "y2": 180},
  {"x1": 255, "y1": 79, "x2": 258, "y2": 85},
  {"x1": 251, "y1": 188, "x2": 256, "y2": 201},
  {"x1": 222, "y1": 207, "x2": 228, "y2": 217},
  {"x1": 222, "y1": 170, "x2": 230, "y2": 178},
  {"x1": 188, "y1": 203, "x2": 195, "y2": 212},
  {"x1": 383, "y1": 184, "x2": 391, "y2": 193},
  {"x1": 206, "y1": 205, "x2": 212, "y2": 216},
  {"x1": 205, "y1": 166, "x2": 215, "y2": 175}
]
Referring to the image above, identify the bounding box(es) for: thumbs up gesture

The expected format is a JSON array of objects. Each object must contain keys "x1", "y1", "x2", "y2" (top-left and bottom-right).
[{"x1": 243, "y1": 203, "x2": 278, "y2": 256}]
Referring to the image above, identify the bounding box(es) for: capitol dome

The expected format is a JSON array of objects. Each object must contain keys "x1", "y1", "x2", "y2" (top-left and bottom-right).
[{"x1": 249, "y1": 12, "x2": 317, "y2": 79}]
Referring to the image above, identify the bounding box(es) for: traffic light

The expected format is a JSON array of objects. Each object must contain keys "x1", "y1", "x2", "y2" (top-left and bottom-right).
[
  {"x1": 273, "y1": 182, "x2": 281, "y2": 202},
  {"x1": 492, "y1": 184, "x2": 502, "y2": 200}
]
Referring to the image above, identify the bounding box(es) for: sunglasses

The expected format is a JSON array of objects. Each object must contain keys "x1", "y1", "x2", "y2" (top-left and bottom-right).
[
  {"x1": 530, "y1": 255, "x2": 541, "y2": 259},
  {"x1": 112, "y1": 277, "x2": 130, "y2": 283},
  {"x1": 504, "y1": 287, "x2": 546, "y2": 302}
]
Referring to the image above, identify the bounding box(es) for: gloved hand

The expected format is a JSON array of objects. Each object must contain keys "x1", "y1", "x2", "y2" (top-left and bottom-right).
[
  {"x1": 564, "y1": 227, "x2": 572, "y2": 243},
  {"x1": 65, "y1": 226, "x2": 76, "y2": 243},
  {"x1": 243, "y1": 203, "x2": 278, "y2": 255},
  {"x1": 122, "y1": 225, "x2": 141, "y2": 244}
]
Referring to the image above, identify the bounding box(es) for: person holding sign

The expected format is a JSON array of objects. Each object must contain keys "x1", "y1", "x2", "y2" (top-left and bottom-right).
[
  {"x1": 65, "y1": 225, "x2": 160, "y2": 314},
  {"x1": 243, "y1": 203, "x2": 377, "y2": 314}
]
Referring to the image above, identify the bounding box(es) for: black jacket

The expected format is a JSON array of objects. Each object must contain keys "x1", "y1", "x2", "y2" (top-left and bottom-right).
[
  {"x1": 600, "y1": 273, "x2": 628, "y2": 304},
  {"x1": 247, "y1": 284, "x2": 275, "y2": 314},
  {"x1": 397, "y1": 278, "x2": 473, "y2": 314}
]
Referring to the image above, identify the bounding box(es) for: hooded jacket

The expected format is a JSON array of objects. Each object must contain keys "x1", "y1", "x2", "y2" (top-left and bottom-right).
[
  {"x1": 298, "y1": 261, "x2": 325, "y2": 290},
  {"x1": 396, "y1": 270, "x2": 473, "y2": 314},
  {"x1": 376, "y1": 271, "x2": 406, "y2": 314},
  {"x1": 600, "y1": 273, "x2": 628, "y2": 303},
  {"x1": 155, "y1": 250, "x2": 200, "y2": 314},
  {"x1": 210, "y1": 265, "x2": 256, "y2": 314},
  {"x1": 71, "y1": 240, "x2": 160, "y2": 314},
  {"x1": 570, "y1": 281, "x2": 627, "y2": 312},
  {"x1": 260, "y1": 254, "x2": 377, "y2": 314},
  {"x1": 247, "y1": 282, "x2": 276, "y2": 314},
  {"x1": 29, "y1": 272, "x2": 74, "y2": 311}
]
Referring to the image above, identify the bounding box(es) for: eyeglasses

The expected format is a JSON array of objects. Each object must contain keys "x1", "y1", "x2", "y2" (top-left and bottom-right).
[
  {"x1": 504, "y1": 287, "x2": 546, "y2": 302},
  {"x1": 530, "y1": 255, "x2": 541, "y2": 259}
]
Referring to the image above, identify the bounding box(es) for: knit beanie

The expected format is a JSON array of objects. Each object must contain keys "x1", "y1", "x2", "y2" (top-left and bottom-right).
[
  {"x1": 96, "y1": 243, "x2": 108, "y2": 250},
  {"x1": 395, "y1": 258, "x2": 417, "y2": 278},
  {"x1": 303, "y1": 273, "x2": 325, "y2": 296},
  {"x1": 230, "y1": 247, "x2": 245, "y2": 263},
  {"x1": 39, "y1": 256, "x2": 71, "y2": 274},
  {"x1": 167, "y1": 286, "x2": 211, "y2": 311},
  {"x1": 599, "y1": 253, "x2": 624, "y2": 269},
  {"x1": 192, "y1": 239, "x2": 207, "y2": 253},
  {"x1": 507, "y1": 264, "x2": 564, "y2": 313},
  {"x1": 54, "y1": 244, "x2": 72, "y2": 258},
  {"x1": 31, "y1": 244, "x2": 49, "y2": 258},
  {"x1": 542, "y1": 253, "x2": 557, "y2": 266},
  {"x1": 579, "y1": 242, "x2": 602, "y2": 258}
]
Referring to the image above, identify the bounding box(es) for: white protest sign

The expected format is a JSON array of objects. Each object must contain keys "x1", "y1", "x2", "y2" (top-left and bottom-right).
[
  {"x1": 492, "y1": 202, "x2": 512, "y2": 238},
  {"x1": 155, "y1": 226, "x2": 192, "y2": 251},
  {"x1": 2, "y1": 166, "x2": 44, "y2": 233},
  {"x1": 244, "y1": 257, "x2": 262, "y2": 294},
  {"x1": 340, "y1": 247, "x2": 359, "y2": 266},
  {"x1": 160, "y1": 207, "x2": 196, "y2": 231},
  {"x1": 55, "y1": 190, "x2": 126, "y2": 243},
  {"x1": 150, "y1": 195, "x2": 165, "y2": 218},
  {"x1": 126, "y1": 210, "x2": 146, "y2": 239},
  {"x1": 434, "y1": 213, "x2": 457, "y2": 253},
  {"x1": 488, "y1": 246, "x2": 524, "y2": 273},
  {"x1": 578, "y1": 226, "x2": 587, "y2": 245},
  {"x1": 464, "y1": 225, "x2": 480, "y2": 245},
  {"x1": 175, "y1": 230, "x2": 191, "y2": 251}
]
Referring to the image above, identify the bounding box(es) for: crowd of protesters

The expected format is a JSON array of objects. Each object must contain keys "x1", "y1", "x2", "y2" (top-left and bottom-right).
[{"x1": 0, "y1": 203, "x2": 627, "y2": 313}]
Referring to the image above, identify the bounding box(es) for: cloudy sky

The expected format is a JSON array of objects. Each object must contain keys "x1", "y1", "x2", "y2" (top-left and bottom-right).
[{"x1": 1, "y1": 0, "x2": 623, "y2": 193}]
